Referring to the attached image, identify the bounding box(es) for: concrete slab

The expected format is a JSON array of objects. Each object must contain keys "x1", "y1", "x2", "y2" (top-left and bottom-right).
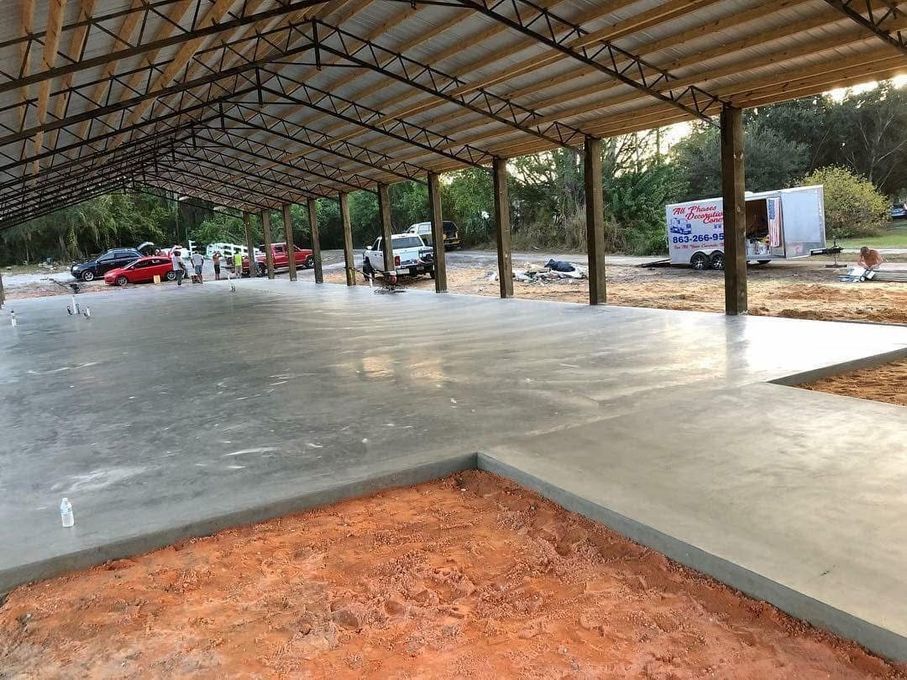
[
  {"x1": 1, "y1": 280, "x2": 906, "y2": 659},
  {"x1": 482, "y1": 382, "x2": 907, "y2": 660}
]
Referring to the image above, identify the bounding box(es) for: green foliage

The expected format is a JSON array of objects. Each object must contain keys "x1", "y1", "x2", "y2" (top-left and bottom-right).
[
  {"x1": 442, "y1": 168, "x2": 493, "y2": 247},
  {"x1": 671, "y1": 122, "x2": 808, "y2": 200},
  {"x1": 0, "y1": 189, "x2": 202, "y2": 264},
  {"x1": 192, "y1": 212, "x2": 250, "y2": 245},
  {"x1": 348, "y1": 190, "x2": 379, "y2": 247},
  {"x1": 606, "y1": 163, "x2": 685, "y2": 255},
  {"x1": 802, "y1": 166, "x2": 889, "y2": 239}
]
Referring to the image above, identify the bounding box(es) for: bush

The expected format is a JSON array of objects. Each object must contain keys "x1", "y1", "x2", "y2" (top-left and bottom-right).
[{"x1": 801, "y1": 166, "x2": 888, "y2": 239}]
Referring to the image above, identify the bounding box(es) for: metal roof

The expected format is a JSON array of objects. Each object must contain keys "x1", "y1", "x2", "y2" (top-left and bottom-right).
[{"x1": 0, "y1": 0, "x2": 905, "y2": 227}]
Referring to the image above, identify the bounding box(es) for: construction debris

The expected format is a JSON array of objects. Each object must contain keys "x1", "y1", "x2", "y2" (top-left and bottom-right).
[
  {"x1": 838, "y1": 267, "x2": 907, "y2": 283},
  {"x1": 512, "y1": 261, "x2": 588, "y2": 284}
]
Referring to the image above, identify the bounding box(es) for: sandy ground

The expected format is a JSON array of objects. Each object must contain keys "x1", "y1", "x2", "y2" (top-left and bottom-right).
[
  {"x1": 326, "y1": 263, "x2": 907, "y2": 325},
  {"x1": 802, "y1": 358, "x2": 907, "y2": 407},
  {"x1": 1, "y1": 472, "x2": 904, "y2": 679}
]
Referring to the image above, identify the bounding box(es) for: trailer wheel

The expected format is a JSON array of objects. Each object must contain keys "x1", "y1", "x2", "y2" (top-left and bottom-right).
[
  {"x1": 710, "y1": 251, "x2": 725, "y2": 270},
  {"x1": 690, "y1": 252, "x2": 709, "y2": 270}
]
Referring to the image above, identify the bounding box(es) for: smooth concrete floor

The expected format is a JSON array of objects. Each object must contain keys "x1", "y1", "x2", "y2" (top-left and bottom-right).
[{"x1": 2, "y1": 279, "x2": 907, "y2": 659}]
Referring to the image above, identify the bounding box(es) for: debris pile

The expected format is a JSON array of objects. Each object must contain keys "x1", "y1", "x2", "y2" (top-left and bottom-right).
[
  {"x1": 838, "y1": 266, "x2": 907, "y2": 283},
  {"x1": 492, "y1": 259, "x2": 588, "y2": 284}
]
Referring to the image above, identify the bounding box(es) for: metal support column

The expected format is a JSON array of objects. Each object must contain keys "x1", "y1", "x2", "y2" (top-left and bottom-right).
[
  {"x1": 721, "y1": 105, "x2": 747, "y2": 315},
  {"x1": 307, "y1": 198, "x2": 323, "y2": 283},
  {"x1": 584, "y1": 136, "x2": 606, "y2": 305},
  {"x1": 261, "y1": 209, "x2": 275, "y2": 279},
  {"x1": 283, "y1": 203, "x2": 297, "y2": 281},
  {"x1": 428, "y1": 172, "x2": 447, "y2": 293},
  {"x1": 243, "y1": 211, "x2": 257, "y2": 278},
  {"x1": 378, "y1": 183, "x2": 394, "y2": 274},
  {"x1": 493, "y1": 157, "x2": 513, "y2": 298},
  {"x1": 339, "y1": 192, "x2": 356, "y2": 286}
]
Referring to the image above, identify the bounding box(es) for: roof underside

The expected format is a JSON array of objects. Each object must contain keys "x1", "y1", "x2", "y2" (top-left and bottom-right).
[{"x1": 1, "y1": 0, "x2": 905, "y2": 227}]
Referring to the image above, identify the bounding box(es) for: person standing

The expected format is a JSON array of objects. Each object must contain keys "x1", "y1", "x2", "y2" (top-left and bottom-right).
[
  {"x1": 234, "y1": 251, "x2": 244, "y2": 277},
  {"x1": 170, "y1": 249, "x2": 187, "y2": 286},
  {"x1": 212, "y1": 251, "x2": 222, "y2": 280},
  {"x1": 190, "y1": 251, "x2": 204, "y2": 283}
]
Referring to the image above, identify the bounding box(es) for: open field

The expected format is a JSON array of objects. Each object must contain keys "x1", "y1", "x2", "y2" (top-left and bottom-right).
[{"x1": 2, "y1": 471, "x2": 903, "y2": 678}]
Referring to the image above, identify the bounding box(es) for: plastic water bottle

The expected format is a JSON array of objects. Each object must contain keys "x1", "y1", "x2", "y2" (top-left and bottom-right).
[
  {"x1": 60, "y1": 498, "x2": 74, "y2": 528},
  {"x1": 10, "y1": 311, "x2": 17, "y2": 327}
]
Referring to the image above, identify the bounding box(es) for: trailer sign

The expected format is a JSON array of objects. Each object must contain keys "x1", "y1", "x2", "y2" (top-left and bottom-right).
[{"x1": 667, "y1": 202, "x2": 725, "y2": 258}]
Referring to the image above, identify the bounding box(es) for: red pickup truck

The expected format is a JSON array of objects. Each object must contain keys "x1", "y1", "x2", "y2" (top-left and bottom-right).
[{"x1": 242, "y1": 242, "x2": 314, "y2": 277}]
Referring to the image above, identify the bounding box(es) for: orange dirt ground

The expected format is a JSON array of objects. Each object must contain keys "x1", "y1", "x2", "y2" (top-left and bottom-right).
[
  {"x1": 802, "y1": 358, "x2": 907, "y2": 407},
  {"x1": 326, "y1": 264, "x2": 907, "y2": 325},
  {"x1": 2, "y1": 472, "x2": 904, "y2": 678}
]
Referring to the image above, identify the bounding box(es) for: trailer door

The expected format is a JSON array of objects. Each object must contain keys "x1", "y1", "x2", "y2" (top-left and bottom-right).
[
  {"x1": 767, "y1": 197, "x2": 784, "y2": 258},
  {"x1": 779, "y1": 187, "x2": 825, "y2": 258}
]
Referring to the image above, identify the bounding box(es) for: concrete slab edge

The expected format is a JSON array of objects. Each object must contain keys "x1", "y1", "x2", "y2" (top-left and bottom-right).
[
  {"x1": 477, "y1": 452, "x2": 907, "y2": 662},
  {"x1": 0, "y1": 453, "x2": 477, "y2": 595},
  {"x1": 770, "y1": 346, "x2": 907, "y2": 387}
]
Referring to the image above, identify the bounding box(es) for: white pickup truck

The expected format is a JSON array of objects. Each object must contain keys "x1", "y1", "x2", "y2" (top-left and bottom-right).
[{"x1": 362, "y1": 234, "x2": 436, "y2": 278}]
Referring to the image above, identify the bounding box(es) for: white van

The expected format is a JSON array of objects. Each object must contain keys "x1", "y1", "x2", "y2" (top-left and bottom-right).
[{"x1": 665, "y1": 185, "x2": 828, "y2": 269}]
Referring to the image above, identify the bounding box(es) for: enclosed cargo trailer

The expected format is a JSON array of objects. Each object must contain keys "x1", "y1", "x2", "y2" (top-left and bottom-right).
[{"x1": 665, "y1": 186, "x2": 831, "y2": 269}]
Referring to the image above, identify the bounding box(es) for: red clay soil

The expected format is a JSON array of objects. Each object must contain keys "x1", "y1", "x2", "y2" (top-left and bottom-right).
[{"x1": 1, "y1": 472, "x2": 904, "y2": 679}]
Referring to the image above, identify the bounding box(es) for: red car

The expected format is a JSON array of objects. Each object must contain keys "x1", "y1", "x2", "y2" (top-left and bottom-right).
[
  {"x1": 242, "y1": 242, "x2": 314, "y2": 277},
  {"x1": 104, "y1": 256, "x2": 176, "y2": 286}
]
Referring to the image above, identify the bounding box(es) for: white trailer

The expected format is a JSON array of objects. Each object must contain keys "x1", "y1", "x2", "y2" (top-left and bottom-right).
[{"x1": 665, "y1": 185, "x2": 830, "y2": 269}]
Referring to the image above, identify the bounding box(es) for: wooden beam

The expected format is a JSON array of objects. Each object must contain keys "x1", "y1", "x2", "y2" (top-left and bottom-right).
[
  {"x1": 261, "y1": 208, "x2": 275, "y2": 279},
  {"x1": 377, "y1": 182, "x2": 394, "y2": 274},
  {"x1": 307, "y1": 197, "x2": 323, "y2": 283},
  {"x1": 244, "y1": 211, "x2": 257, "y2": 277},
  {"x1": 30, "y1": 0, "x2": 67, "y2": 175},
  {"x1": 492, "y1": 157, "x2": 513, "y2": 299},
  {"x1": 584, "y1": 136, "x2": 605, "y2": 305},
  {"x1": 339, "y1": 192, "x2": 356, "y2": 286},
  {"x1": 283, "y1": 202, "x2": 297, "y2": 281},
  {"x1": 720, "y1": 106, "x2": 746, "y2": 316},
  {"x1": 48, "y1": 0, "x2": 97, "y2": 164},
  {"x1": 18, "y1": 0, "x2": 36, "y2": 133},
  {"x1": 428, "y1": 171, "x2": 447, "y2": 293}
]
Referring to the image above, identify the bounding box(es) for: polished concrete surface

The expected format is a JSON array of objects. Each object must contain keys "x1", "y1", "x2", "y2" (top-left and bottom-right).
[{"x1": 1, "y1": 279, "x2": 906, "y2": 658}]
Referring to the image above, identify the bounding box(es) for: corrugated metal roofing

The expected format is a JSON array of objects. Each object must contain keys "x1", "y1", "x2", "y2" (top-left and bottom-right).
[{"x1": 0, "y1": 0, "x2": 904, "y2": 224}]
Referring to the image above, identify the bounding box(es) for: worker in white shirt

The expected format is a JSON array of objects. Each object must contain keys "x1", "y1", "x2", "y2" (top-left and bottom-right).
[{"x1": 190, "y1": 251, "x2": 205, "y2": 283}]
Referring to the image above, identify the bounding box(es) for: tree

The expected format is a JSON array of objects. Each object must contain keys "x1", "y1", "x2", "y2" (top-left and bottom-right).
[
  {"x1": 671, "y1": 122, "x2": 809, "y2": 201},
  {"x1": 1, "y1": 189, "x2": 180, "y2": 264},
  {"x1": 801, "y1": 166, "x2": 888, "y2": 239},
  {"x1": 192, "y1": 212, "x2": 249, "y2": 246},
  {"x1": 607, "y1": 163, "x2": 685, "y2": 255},
  {"x1": 829, "y1": 83, "x2": 907, "y2": 196},
  {"x1": 442, "y1": 168, "x2": 493, "y2": 247}
]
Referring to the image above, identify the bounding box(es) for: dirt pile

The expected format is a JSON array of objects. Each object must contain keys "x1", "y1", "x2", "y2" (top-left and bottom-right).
[{"x1": 2, "y1": 472, "x2": 903, "y2": 677}]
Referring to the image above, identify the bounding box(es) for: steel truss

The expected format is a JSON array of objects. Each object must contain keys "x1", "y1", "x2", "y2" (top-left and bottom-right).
[
  {"x1": 0, "y1": 0, "x2": 327, "y2": 95},
  {"x1": 446, "y1": 0, "x2": 729, "y2": 124},
  {"x1": 822, "y1": 0, "x2": 907, "y2": 54}
]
